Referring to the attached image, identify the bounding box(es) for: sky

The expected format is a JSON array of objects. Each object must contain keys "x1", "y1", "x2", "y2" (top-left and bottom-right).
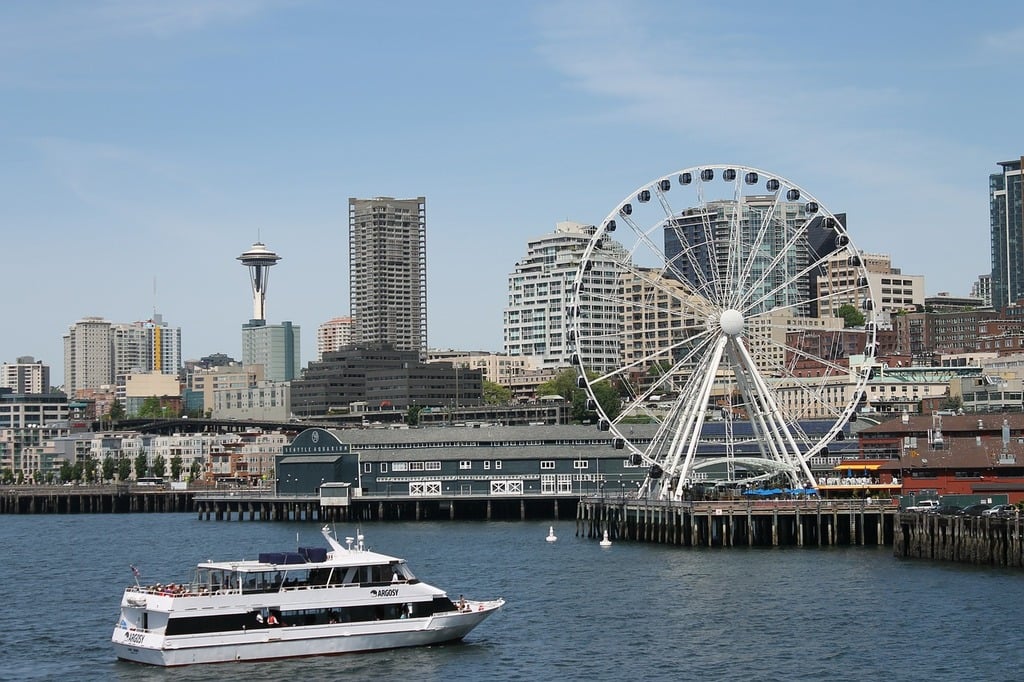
[{"x1": 1, "y1": 0, "x2": 1021, "y2": 387}]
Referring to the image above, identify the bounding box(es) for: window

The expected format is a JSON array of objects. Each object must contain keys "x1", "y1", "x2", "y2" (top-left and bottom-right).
[
  {"x1": 573, "y1": 460, "x2": 589, "y2": 469},
  {"x1": 460, "y1": 460, "x2": 472, "y2": 470},
  {"x1": 494, "y1": 460, "x2": 502, "y2": 470},
  {"x1": 363, "y1": 462, "x2": 372, "y2": 473},
  {"x1": 380, "y1": 463, "x2": 388, "y2": 473},
  {"x1": 541, "y1": 460, "x2": 555, "y2": 470},
  {"x1": 484, "y1": 461, "x2": 491, "y2": 470},
  {"x1": 392, "y1": 462, "x2": 408, "y2": 472},
  {"x1": 410, "y1": 462, "x2": 425, "y2": 471}
]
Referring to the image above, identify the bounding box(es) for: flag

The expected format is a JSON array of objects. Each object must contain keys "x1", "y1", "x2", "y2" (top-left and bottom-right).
[{"x1": 130, "y1": 564, "x2": 140, "y2": 578}]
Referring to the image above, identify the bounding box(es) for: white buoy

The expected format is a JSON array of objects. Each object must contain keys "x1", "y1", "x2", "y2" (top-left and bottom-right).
[
  {"x1": 546, "y1": 526, "x2": 557, "y2": 542},
  {"x1": 599, "y1": 530, "x2": 612, "y2": 548}
]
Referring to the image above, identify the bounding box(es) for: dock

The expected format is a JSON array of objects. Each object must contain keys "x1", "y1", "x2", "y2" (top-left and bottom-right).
[{"x1": 577, "y1": 498, "x2": 898, "y2": 547}]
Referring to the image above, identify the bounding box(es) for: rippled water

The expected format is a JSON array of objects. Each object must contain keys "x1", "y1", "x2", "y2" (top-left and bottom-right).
[{"x1": 3, "y1": 514, "x2": 1023, "y2": 681}]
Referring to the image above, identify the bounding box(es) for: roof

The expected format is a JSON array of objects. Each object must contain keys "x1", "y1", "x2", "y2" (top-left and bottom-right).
[{"x1": 860, "y1": 412, "x2": 1024, "y2": 436}]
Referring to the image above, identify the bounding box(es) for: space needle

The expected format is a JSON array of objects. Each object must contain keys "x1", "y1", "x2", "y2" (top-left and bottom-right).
[{"x1": 237, "y1": 241, "x2": 281, "y2": 322}]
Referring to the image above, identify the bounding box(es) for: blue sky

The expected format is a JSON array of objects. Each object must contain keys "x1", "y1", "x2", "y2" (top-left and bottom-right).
[{"x1": 1, "y1": 0, "x2": 1021, "y2": 386}]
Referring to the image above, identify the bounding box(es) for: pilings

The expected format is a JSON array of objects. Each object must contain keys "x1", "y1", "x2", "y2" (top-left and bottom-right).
[
  {"x1": 894, "y1": 512, "x2": 1024, "y2": 568},
  {"x1": 576, "y1": 498, "x2": 897, "y2": 548},
  {"x1": 0, "y1": 487, "x2": 194, "y2": 514}
]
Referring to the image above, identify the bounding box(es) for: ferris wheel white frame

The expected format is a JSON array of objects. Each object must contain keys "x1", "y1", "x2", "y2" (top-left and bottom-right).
[{"x1": 569, "y1": 165, "x2": 878, "y2": 500}]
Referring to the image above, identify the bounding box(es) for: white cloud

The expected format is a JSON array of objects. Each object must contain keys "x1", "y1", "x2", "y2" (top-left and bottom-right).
[{"x1": 982, "y1": 25, "x2": 1024, "y2": 54}]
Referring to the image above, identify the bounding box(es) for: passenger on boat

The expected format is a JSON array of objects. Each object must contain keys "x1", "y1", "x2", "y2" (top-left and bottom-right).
[{"x1": 267, "y1": 613, "x2": 280, "y2": 626}]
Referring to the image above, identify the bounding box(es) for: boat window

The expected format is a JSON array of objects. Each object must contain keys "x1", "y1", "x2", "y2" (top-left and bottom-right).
[{"x1": 390, "y1": 561, "x2": 416, "y2": 582}]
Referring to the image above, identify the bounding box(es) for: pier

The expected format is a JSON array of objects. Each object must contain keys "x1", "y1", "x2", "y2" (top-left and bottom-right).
[
  {"x1": 577, "y1": 498, "x2": 898, "y2": 547},
  {"x1": 894, "y1": 512, "x2": 1024, "y2": 568},
  {"x1": 191, "y1": 491, "x2": 574, "y2": 522},
  {"x1": 0, "y1": 485, "x2": 194, "y2": 514}
]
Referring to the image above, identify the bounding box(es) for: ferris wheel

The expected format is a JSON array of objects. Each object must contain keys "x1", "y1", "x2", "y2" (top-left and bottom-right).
[{"x1": 569, "y1": 165, "x2": 877, "y2": 500}]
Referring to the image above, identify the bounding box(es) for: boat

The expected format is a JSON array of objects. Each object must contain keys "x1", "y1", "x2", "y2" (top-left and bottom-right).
[{"x1": 112, "y1": 525, "x2": 504, "y2": 666}]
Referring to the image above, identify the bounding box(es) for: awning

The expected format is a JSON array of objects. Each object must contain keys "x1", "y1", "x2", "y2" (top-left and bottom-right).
[{"x1": 833, "y1": 462, "x2": 882, "y2": 471}]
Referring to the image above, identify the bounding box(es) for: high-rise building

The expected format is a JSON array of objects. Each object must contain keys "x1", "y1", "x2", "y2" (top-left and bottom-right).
[
  {"x1": 990, "y1": 157, "x2": 1024, "y2": 310},
  {"x1": 63, "y1": 315, "x2": 181, "y2": 396},
  {"x1": 348, "y1": 197, "x2": 427, "y2": 356},
  {"x1": 1, "y1": 356, "x2": 50, "y2": 394},
  {"x1": 504, "y1": 221, "x2": 628, "y2": 373},
  {"x1": 317, "y1": 316, "x2": 356, "y2": 361},
  {"x1": 242, "y1": 320, "x2": 300, "y2": 382}
]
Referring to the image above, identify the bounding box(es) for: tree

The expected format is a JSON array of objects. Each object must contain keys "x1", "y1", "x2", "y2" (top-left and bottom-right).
[
  {"x1": 189, "y1": 460, "x2": 203, "y2": 483},
  {"x1": 102, "y1": 456, "x2": 116, "y2": 482},
  {"x1": 59, "y1": 461, "x2": 74, "y2": 483},
  {"x1": 137, "y1": 397, "x2": 164, "y2": 419},
  {"x1": 405, "y1": 404, "x2": 423, "y2": 426},
  {"x1": 837, "y1": 304, "x2": 865, "y2": 328},
  {"x1": 134, "y1": 451, "x2": 149, "y2": 480},
  {"x1": 482, "y1": 380, "x2": 512, "y2": 405},
  {"x1": 537, "y1": 369, "x2": 622, "y2": 423},
  {"x1": 84, "y1": 458, "x2": 98, "y2": 483},
  {"x1": 170, "y1": 455, "x2": 183, "y2": 481},
  {"x1": 108, "y1": 399, "x2": 126, "y2": 424},
  {"x1": 152, "y1": 454, "x2": 167, "y2": 479},
  {"x1": 117, "y1": 457, "x2": 132, "y2": 482}
]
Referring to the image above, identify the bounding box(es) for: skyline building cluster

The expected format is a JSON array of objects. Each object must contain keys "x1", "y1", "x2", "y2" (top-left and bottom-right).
[{"x1": 16, "y1": 158, "x2": 1020, "y2": 398}]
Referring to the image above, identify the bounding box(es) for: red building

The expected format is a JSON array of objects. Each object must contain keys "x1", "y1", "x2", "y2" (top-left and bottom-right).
[{"x1": 856, "y1": 412, "x2": 1024, "y2": 502}]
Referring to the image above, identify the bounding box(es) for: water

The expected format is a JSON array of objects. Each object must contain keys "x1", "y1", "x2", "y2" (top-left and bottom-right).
[{"x1": 2, "y1": 514, "x2": 1023, "y2": 682}]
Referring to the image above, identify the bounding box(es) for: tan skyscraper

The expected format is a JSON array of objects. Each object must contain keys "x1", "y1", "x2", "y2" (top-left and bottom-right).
[{"x1": 348, "y1": 197, "x2": 427, "y2": 357}]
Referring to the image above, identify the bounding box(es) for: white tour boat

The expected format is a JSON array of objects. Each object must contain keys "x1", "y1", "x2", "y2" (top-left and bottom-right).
[{"x1": 112, "y1": 526, "x2": 504, "y2": 666}]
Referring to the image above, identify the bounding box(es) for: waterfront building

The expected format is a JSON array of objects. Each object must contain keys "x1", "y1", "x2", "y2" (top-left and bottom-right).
[
  {"x1": 926, "y1": 292, "x2": 985, "y2": 311},
  {"x1": 348, "y1": 197, "x2": 427, "y2": 356},
  {"x1": 504, "y1": 221, "x2": 628, "y2": 374},
  {"x1": 317, "y1": 317, "x2": 355, "y2": 361},
  {"x1": 274, "y1": 422, "x2": 858, "y2": 497},
  {"x1": 990, "y1": 157, "x2": 1024, "y2": 310},
  {"x1": 858, "y1": 411, "x2": 1024, "y2": 502},
  {"x1": 1, "y1": 356, "x2": 50, "y2": 394},
  {"x1": 0, "y1": 389, "x2": 70, "y2": 479}
]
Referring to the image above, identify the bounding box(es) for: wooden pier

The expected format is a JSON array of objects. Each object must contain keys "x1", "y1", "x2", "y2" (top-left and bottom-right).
[
  {"x1": 0, "y1": 485, "x2": 194, "y2": 514},
  {"x1": 894, "y1": 512, "x2": 1024, "y2": 568},
  {"x1": 192, "y1": 492, "x2": 574, "y2": 523},
  {"x1": 577, "y1": 498, "x2": 898, "y2": 547}
]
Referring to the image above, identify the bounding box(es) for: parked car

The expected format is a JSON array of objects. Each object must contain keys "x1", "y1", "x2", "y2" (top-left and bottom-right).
[
  {"x1": 983, "y1": 504, "x2": 1018, "y2": 518},
  {"x1": 905, "y1": 499, "x2": 941, "y2": 513},
  {"x1": 930, "y1": 504, "x2": 965, "y2": 516},
  {"x1": 962, "y1": 503, "x2": 993, "y2": 516}
]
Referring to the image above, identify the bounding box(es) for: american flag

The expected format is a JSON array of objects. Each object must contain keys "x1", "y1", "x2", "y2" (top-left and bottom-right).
[{"x1": 130, "y1": 564, "x2": 140, "y2": 578}]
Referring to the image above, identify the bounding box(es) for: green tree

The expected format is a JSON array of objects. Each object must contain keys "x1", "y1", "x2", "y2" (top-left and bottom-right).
[
  {"x1": 84, "y1": 458, "x2": 98, "y2": 483},
  {"x1": 137, "y1": 397, "x2": 164, "y2": 419},
  {"x1": 134, "y1": 451, "x2": 149, "y2": 480},
  {"x1": 170, "y1": 455, "x2": 183, "y2": 481},
  {"x1": 152, "y1": 454, "x2": 167, "y2": 479},
  {"x1": 189, "y1": 460, "x2": 203, "y2": 482},
  {"x1": 537, "y1": 369, "x2": 622, "y2": 423},
  {"x1": 0, "y1": 468, "x2": 12, "y2": 484},
  {"x1": 102, "y1": 456, "x2": 116, "y2": 482},
  {"x1": 59, "y1": 461, "x2": 74, "y2": 482},
  {"x1": 483, "y1": 380, "x2": 513, "y2": 405},
  {"x1": 117, "y1": 457, "x2": 132, "y2": 482},
  {"x1": 108, "y1": 399, "x2": 126, "y2": 424},
  {"x1": 837, "y1": 304, "x2": 865, "y2": 328},
  {"x1": 405, "y1": 404, "x2": 423, "y2": 426}
]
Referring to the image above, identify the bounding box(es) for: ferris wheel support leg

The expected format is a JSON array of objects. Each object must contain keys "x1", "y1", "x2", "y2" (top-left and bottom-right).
[
  {"x1": 731, "y1": 338, "x2": 817, "y2": 488},
  {"x1": 671, "y1": 336, "x2": 729, "y2": 499}
]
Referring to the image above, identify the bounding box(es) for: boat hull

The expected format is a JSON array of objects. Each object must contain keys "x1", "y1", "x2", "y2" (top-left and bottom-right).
[{"x1": 112, "y1": 600, "x2": 503, "y2": 667}]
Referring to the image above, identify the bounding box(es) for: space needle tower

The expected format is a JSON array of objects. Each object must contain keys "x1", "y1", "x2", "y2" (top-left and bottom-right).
[{"x1": 237, "y1": 241, "x2": 281, "y2": 322}]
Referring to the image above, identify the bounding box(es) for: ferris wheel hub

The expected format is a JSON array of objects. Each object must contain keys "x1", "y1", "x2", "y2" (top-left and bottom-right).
[{"x1": 720, "y1": 309, "x2": 744, "y2": 337}]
